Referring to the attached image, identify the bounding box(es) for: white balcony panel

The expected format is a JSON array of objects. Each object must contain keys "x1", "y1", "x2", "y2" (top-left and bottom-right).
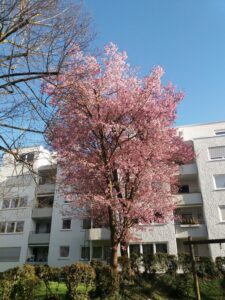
[
  {"x1": 37, "y1": 184, "x2": 55, "y2": 194},
  {"x1": 180, "y1": 163, "x2": 198, "y2": 176},
  {"x1": 175, "y1": 193, "x2": 202, "y2": 206},
  {"x1": 175, "y1": 224, "x2": 207, "y2": 239},
  {"x1": 86, "y1": 228, "x2": 110, "y2": 240},
  {"x1": 28, "y1": 233, "x2": 50, "y2": 245},
  {"x1": 32, "y1": 207, "x2": 53, "y2": 219}
]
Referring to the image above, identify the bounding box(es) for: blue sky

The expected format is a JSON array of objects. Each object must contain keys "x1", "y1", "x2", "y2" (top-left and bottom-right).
[{"x1": 84, "y1": 0, "x2": 225, "y2": 126}]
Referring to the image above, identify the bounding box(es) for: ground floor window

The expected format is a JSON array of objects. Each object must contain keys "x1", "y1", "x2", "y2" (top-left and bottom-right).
[
  {"x1": 60, "y1": 246, "x2": 70, "y2": 258},
  {"x1": 81, "y1": 246, "x2": 90, "y2": 260},
  {"x1": 128, "y1": 242, "x2": 168, "y2": 256}
]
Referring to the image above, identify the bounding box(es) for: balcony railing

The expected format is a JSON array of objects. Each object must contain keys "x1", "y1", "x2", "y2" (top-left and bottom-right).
[
  {"x1": 28, "y1": 232, "x2": 50, "y2": 245},
  {"x1": 180, "y1": 163, "x2": 198, "y2": 176},
  {"x1": 175, "y1": 193, "x2": 202, "y2": 206},
  {"x1": 32, "y1": 207, "x2": 53, "y2": 219},
  {"x1": 85, "y1": 228, "x2": 110, "y2": 240}
]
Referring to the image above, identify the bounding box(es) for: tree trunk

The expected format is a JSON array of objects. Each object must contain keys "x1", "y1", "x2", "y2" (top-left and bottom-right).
[
  {"x1": 120, "y1": 240, "x2": 132, "y2": 276},
  {"x1": 111, "y1": 242, "x2": 119, "y2": 273}
]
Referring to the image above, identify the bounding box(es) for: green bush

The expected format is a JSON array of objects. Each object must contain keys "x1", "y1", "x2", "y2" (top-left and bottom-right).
[
  {"x1": 215, "y1": 256, "x2": 225, "y2": 276},
  {"x1": 178, "y1": 253, "x2": 192, "y2": 273},
  {"x1": 90, "y1": 260, "x2": 119, "y2": 298},
  {"x1": 62, "y1": 262, "x2": 95, "y2": 300},
  {"x1": 35, "y1": 265, "x2": 62, "y2": 299},
  {"x1": 197, "y1": 257, "x2": 218, "y2": 278},
  {"x1": 0, "y1": 265, "x2": 40, "y2": 300}
]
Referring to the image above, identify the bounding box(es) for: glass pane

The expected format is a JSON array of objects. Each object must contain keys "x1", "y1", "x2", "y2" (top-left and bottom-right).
[
  {"x1": 6, "y1": 222, "x2": 15, "y2": 233},
  {"x1": 143, "y1": 244, "x2": 154, "y2": 255},
  {"x1": 92, "y1": 246, "x2": 102, "y2": 259},
  {"x1": 156, "y1": 243, "x2": 167, "y2": 253},
  {"x1": 130, "y1": 244, "x2": 140, "y2": 256},
  {"x1": 15, "y1": 222, "x2": 24, "y2": 233},
  {"x1": 83, "y1": 219, "x2": 91, "y2": 229},
  {"x1": 60, "y1": 246, "x2": 69, "y2": 257},
  {"x1": 104, "y1": 246, "x2": 111, "y2": 260},
  {"x1": 62, "y1": 219, "x2": 71, "y2": 229},
  {"x1": 220, "y1": 207, "x2": 225, "y2": 221},
  {"x1": 11, "y1": 198, "x2": 19, "y2": 208},
  {"x1": 2, "y1": 199, "x2": 10, "y2": 209},
  {"x1": 19, "y1": 197, "x2": 27, "y2": 207},
  {"x1": 214, "y1": 175, "x2": 225, "y2": 188},
  {"x1": 81, "y1": 247, "x2": 90, "y2": 260},
  {"x1": 0, "y1": 222, "x2": 6, "y2": 233}
]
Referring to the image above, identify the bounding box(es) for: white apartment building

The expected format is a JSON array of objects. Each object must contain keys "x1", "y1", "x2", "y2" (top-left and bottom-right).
[{"x1": 0, "y1": 121, "x2": 225, "y2": 271}]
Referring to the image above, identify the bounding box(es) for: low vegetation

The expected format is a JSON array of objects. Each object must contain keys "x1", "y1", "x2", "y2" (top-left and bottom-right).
[{"x1": 0, "y1": 254, "x2": 224, "y2": 299}]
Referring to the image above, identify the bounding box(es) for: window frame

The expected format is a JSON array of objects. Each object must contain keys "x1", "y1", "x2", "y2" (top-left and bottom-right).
[
  {"x1": 62, "y1": 219, "x2": 72, "y2": 230},
  {"x1": 81, "y1": 246, "x2": 90, "y2": 260},
  {"x1": 213, "y1": 174, "x2": 225, "y2": 190},
  {"x1": 219, "y1": 205, "x2": 225, "y2": 222},
  {"x1": 59, "y1": 246, "x2": 70, "y2": 258},
  {"x1": 215, "y1": 129, "x2": 225, "y2": 136},
  {"x1": 1, "y1": 197, "x2": 28, "y2": 210},
  {"x1": 0, "y1": 221, "x2": 24, "y2": 234},
  {"x1": 208, "y1": 146, "x2": 225, "y2": 161}
]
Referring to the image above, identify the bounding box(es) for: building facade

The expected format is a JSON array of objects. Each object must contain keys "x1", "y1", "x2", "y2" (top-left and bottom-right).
[{"x1": 0, "y1": 121, "x2": 225, "y2": 271}]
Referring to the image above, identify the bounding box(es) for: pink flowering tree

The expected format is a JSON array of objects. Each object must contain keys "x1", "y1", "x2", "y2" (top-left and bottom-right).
[{"x1": 46, "y1": 43, "x2": 193, "y2": 272}]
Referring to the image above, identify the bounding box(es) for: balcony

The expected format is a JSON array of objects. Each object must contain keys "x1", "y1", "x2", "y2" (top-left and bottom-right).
[
  {"x1": 175, "y1": 224, "x2": 207, "y2": 239},
  {"x1": 86, "y1": 228, "x2": 110, "y2": 240},
  {"x1": 180, "y1": 163, "x2": 198, "y2": 177},
  {"x1": 28, "y1": 232, "x2": 50, "y2": 245},
  {"x1": 32, "y1": 207, "x2": 53, "y2": 219},
  {"x1": 37, "y1": 184, "x2": 55, "y2": 194},
  {"x1": 175, "y1": 193, "x2": 202, "y2": 206}
]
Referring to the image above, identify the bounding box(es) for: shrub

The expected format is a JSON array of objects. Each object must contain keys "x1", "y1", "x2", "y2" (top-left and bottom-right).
[
  {"x1": 90, "y1": 260, "x2": 119, "y2": 298},
  {"x1": 197, "y1": 257, "x2": 218, "y2": 278},
  {"x1": 62, "y1": 263, "x2": 95, "y2": 300},
  {"x1": 0, "y1": 265, "x2": 40, "y2": 300},
  {"x1": 215, "y1": 256, "x2": 225, "y2": 276},
  {"x1": 178, "y1": 253, "x2": 192, "y2": 273},
  {"x1": 35, "y1": 265, "x2": 62, "y2": 299},
  {"x1": 129, "y1": 252, "x2": 142, "y2": 275}
]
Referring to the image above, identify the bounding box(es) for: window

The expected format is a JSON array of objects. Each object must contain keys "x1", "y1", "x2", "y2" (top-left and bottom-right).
[
  {"x1": 82, "y1": 218, "x2": 91, "y2": 229},
  {"x1": 6, "y1": 222, "x2": 15, "y2": 233},
  {"x1": 36, "y1": 196, "x2": 54, "y2": 208},
  {"x1": 0, "y1": 247, "x2": 21, "y2": 262},
  {"x1": 2, "y1": 199, "x2": 10, "y2": 209},
  {"x1": 60, "y1": 246, "x2": 70, "y2": 258},
  {"x1": 81, "y1": 247, "x2": 90, "y2": 260},
  {"x1": 1, "y1": 197, "x2": 28, "y2": 209},
  {"x1": 0, "y1": 221, "x2": 24, "y2": 234},
  {"x1": 215, "y1": 130, "x2": 225, "y2": 136},
  {"x1": 62, "y1": 219, "x2": 71, "y2": 230},
  {"x1": 19, "y1": 197, "x2": 27, "y2": 207},
  {"x1": 92, "y1": 246, "x2": 102, "y2": 259},
  {"x1": 15, "y1": 222, "x2": 24, "y2": 233},
  {"x1": 19, "y1": 152, "x2": 35, "y2": 163},
  {"x1": 156, "y1": 243, "x2": 167, "y2": 254},
  {"x1": 0, "y1": 222, "x2": 6, "y2": 233},
  {"x1": 11, "y1": 198, "x2": 19, "y2": 208},
  {"x1": 219, "y1": 206, "x2": 225, "y2": 222},
  {"x1": 103, "y1": 246, "x2": 111, "y2": 261},
  {"x1": 129, "y1": 244, "x2": 140, "y2": 256},
  {"x1": 214, "y1": 174, "x2": 225, "y2": 189},
  {"x1": 6, "y1": 175, "x2": 32, "y2": 187},
  {"x1": 209, "y1": 146, "x2": 225, "y2": 160},
  {"x1": 39, "y1": 169, "x2": 56, "y2": 185},
  {"x1": 178, "y1": 185, "x2": 189, "y2": 193},
  {"x1": 143, "y1": 244, "x2": 154, "y2": 255}
]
